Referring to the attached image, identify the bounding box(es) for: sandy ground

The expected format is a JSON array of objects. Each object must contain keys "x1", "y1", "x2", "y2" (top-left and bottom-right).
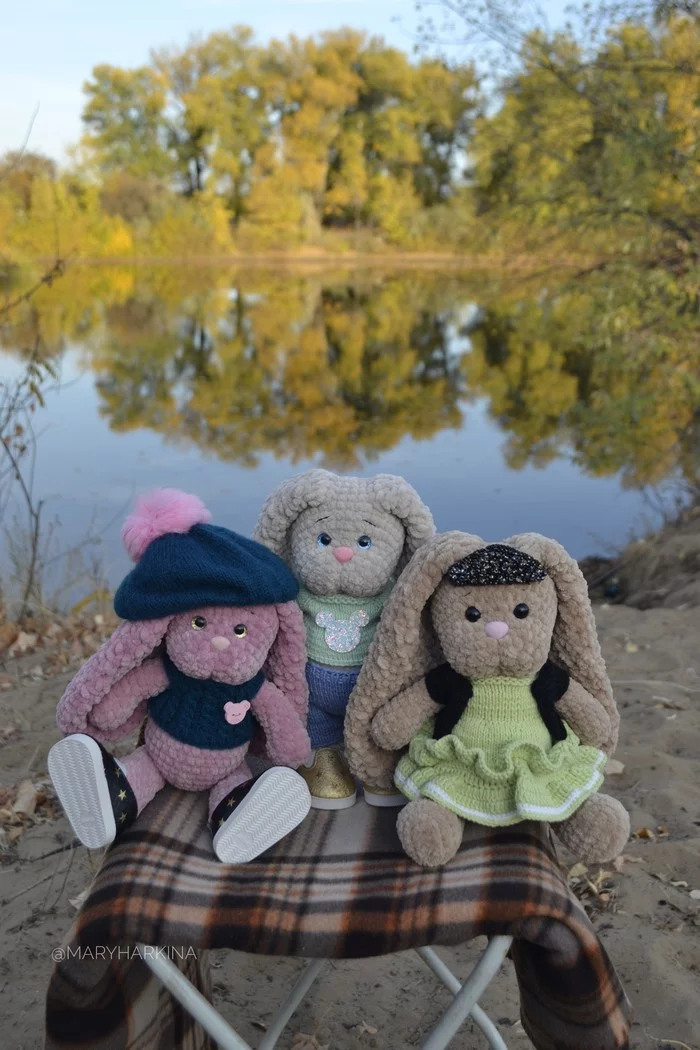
[{"x1": 0, "y1": 602, "x2": 699, "y2": 1050}]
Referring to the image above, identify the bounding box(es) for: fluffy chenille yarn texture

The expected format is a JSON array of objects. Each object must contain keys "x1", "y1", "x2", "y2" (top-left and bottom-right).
[
  {"x1": 254, "y1": 470, "x2": 435, "y2": 752},
  {"x1": 56, "y1": 489, "x2": 310, "y2": 822},
  {"x1": 345, "y1": 531, "x2": 630, "y2": 867}
]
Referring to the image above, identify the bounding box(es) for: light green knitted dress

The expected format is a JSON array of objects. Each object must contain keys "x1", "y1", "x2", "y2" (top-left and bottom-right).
[{"x1": 394, "y1": 676, "x2": 605, "y2": 826}]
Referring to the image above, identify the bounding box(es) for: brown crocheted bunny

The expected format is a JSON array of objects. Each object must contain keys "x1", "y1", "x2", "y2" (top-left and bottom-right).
[{"x1": 345, "y1": 532, "x2": 630, "y2": 867}]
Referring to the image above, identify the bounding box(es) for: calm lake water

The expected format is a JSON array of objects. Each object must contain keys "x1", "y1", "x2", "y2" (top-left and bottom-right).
[{"x1": 1, "y1": 265, "x2": 674, "y2": 598}]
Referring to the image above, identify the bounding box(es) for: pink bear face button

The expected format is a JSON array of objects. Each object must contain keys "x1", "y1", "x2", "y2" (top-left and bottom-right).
[{"x1": 224, "y1": 700, "x2": 251, "y2": 725}]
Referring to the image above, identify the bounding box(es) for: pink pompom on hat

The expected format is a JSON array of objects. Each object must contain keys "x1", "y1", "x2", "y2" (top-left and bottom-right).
[{"x1": 121, "y1": 488, "x2": 212, "y2": 562}]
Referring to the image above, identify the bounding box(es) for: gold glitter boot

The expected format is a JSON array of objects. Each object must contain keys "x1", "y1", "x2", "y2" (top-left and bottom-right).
[{"x1": 298, "y1": 748, "x2": 357, "y2": 810}]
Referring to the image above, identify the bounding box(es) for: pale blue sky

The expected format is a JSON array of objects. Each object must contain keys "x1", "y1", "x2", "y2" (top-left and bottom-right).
[{"x1": 1, "y1": 0, "x2": 569, "y2": 163}]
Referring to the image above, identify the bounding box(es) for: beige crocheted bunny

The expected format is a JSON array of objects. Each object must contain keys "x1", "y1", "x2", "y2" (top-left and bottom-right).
[
  {"x1": 254, "y1": 469, "x2": 434, "y2": 809},
  {"x1": 345, "y1": 532, "x2": 630, "y2": 867}
]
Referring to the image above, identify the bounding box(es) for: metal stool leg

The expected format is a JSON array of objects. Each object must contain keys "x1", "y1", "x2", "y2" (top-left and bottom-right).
[
  {"x1": 139, "y1": 945, "x2": 325, "y2": 1050},
  {"x1": 417, "y1": 946, "x2": 509, "y2": 1048},
  {"x1": 417, "y1": 938, "x2": 512, "y2": 1050},
  {"x1": 138, "y1": 944, "x2": 254, "y2": 1050},
  {"x1": 259, "y1": 960, "x2": 326, "y2": 1050}
]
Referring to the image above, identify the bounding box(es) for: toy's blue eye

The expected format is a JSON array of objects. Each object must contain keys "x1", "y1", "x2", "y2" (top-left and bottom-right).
[
  {"x1": 317, "y1": 532, "x2": 332, "y2": 547},
  {"x1": 357, "y1": 535, "x2": 372, "y2": 549}
]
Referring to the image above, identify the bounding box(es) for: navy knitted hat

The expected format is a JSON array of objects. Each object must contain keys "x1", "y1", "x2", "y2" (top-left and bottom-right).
[{"x1": 113, "y1": 489, "x2": 298, "y2": 621}]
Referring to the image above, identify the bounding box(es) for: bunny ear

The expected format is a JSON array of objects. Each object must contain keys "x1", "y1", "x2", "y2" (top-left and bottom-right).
[
  {"x1": 508, "y1": 533, "x2": 619, "y2": 752},
  {"x1": 253, "y1": 470, "x2": 337, "y2": 561},
  {"x1": 56, "y1": 617, "x2": 172, "y2": 738},
  {"x1": 345, "y1": 531, "x2": 485, "y2": 787},
  {"x1": 368, "y1": 474, "x2": 435, "y2": 572},
  {"x1": 263, "y1": 601, "x2": 308, "y2": 723}
]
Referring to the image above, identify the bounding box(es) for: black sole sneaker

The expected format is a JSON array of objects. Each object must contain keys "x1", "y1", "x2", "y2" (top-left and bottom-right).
[
  {"x1": 211, "y1": 767, "x2": 311, "y2": 864},
  {"x1": 48, "y1": 734, "x2": 137, "y2": 849}
]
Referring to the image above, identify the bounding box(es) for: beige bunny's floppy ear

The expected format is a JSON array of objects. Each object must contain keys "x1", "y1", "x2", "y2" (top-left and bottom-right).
[
  {"x1": 508, "y1": 533, "x2": 619, "y2": 753},
  {"x1": 253, "y1": 469, "x2": 338, "y2": 560},
  {"x1": 253, "y1": 470, "x2": 434, "y2": 568},
  {"x1": 366, "y1": 474, "x2": 436, "y2": 571},
  {"x1": 345, "y1": 531, "x2": 485, "y2": 788}
]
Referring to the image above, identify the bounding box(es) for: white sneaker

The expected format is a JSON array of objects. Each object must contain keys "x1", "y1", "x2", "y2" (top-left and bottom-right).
[
  {"x1": 211, "y1": 767, "x2": 311, "y2": 864},
  {"x1": 48, "y1": 734, "x2": 137, "y2": 848}
]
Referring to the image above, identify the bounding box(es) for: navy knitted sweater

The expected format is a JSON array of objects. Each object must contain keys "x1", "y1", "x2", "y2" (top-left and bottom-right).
[{"x1": 148, "y1": 656, "x2": 264, "y2": 750}]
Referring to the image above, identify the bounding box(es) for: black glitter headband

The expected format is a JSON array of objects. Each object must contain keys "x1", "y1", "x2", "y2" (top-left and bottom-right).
[{"x1": 447, "y1": 544, "x2": 548, "y2": 587}]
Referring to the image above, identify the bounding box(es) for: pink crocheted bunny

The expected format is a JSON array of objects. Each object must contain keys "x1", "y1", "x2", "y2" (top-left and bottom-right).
[{"x1": 48, "y1": 489, "x2": 311, "y2": 864}]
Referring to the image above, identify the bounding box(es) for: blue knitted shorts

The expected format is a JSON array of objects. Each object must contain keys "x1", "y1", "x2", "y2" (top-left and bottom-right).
[{"x1": 306, "y1": 661, "x2": 361, "y2": 749}]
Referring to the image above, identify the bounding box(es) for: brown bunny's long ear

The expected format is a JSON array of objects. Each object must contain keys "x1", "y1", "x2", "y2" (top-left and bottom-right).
[
  {"x1": 345, "y1": 531, "x2": 485, "y2": 788},
  {"x1": 253, "y1": 469, "x2": 339, "y2": 561},
  {"x1": 367, "y1": 474, "x2": 435, "y2": 571},
  {"x1": 508, "y1": 533, "x2": 619, "y2": 753}
]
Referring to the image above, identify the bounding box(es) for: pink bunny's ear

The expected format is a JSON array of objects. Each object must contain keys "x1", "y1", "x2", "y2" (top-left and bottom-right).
[
  {"x1": 263, "y1": 601, "x2": 308, "y2": 723},
  {"x1": 56, "y1": 617, "x2": 172, "y2": 740},
  {"x1": 122, "y1": 489, "x2": 211, "y2": 562}
]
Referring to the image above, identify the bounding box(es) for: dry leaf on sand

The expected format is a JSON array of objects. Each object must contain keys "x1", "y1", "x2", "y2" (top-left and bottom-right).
[
  {"x1": 12, "y1": 780, "x2": 39, "y2": 818},
  {"x1": 291, "y1": 1036, "x2": 329, "y2": 1050}
]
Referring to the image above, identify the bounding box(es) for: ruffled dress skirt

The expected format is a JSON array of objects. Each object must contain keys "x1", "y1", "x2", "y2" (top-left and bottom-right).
[{"x1": 394, "y1": 676, "x2": 606, "y2": 826}]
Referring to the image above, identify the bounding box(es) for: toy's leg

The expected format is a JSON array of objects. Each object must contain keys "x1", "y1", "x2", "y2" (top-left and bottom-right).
[
  {"x1": 210, "y1": 764, "x2": 311, "y2": 865},
  {"x1": 119, "y1": 747, "x2": 166, "y2": 813},
  {"x1": 48, "y1": 734, "x2": 159, "y2": 849},
  {"x1": 305, "y1": 666, "x2": 355, "y2": 749},
  {"x1": 207, "y1": 761, "x2": 255, "y2": 820},
  {"x1": 299, "y1": 663, "x2": 358, "y2": 810},
  {"x1": 397, "y1": 799, "x2": 464, "y2": 867},
  {"x1": 554, "y1": 794, "x2": 630, "y2": 863}
]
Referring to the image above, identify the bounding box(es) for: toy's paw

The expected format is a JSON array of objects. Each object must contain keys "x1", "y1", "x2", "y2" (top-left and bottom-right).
[
  {"x1": 267, "y1": 725, "x2": 311, "y2": 768},
  {"x1": 397, "y1": 799, "x2": 463, "y2": 867},
  {"x1": 370, "y1": 706, "x2": 404, "y2": 750},
  {"x1": 555, "y1": 793, "x2": 630, "y2": 863}
]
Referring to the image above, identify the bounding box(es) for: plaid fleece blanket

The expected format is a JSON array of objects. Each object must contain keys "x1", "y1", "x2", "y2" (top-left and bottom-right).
[{"x1": 45, "y1": 787, "x2": 631, "y2": 1050}]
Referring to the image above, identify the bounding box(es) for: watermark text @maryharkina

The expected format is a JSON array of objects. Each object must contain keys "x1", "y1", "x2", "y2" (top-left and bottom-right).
[{"x1": 52, "y1": 945, "x2": 198, "y2": 962}]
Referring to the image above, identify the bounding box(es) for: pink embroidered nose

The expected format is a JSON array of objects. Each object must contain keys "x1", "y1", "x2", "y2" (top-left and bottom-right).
[
  {"x1": 484, "y1": 620, "x2": 509, "y2": 640},
  {"x1": 211, "y1": 635, "x2": 231, "y2": 651},
  {"x1": 333, "y1": 546, "x2": 354, "y2": 563}
]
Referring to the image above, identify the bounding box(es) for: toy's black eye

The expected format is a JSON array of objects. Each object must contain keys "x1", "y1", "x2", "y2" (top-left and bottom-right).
[
  {"x1": 465, "y1": 607, "x2": 481, "y2": 622},
  {"x1": 357, "y1": 535, "x2": 372, "y2": 549},
  {"x1": 191, "y1": 616, "x2": 207, "y2": 630},
  {"x1": 317, "y1": 532, "x2": 332, "y2": 547},
  {"x1": 514, "y1": 603, "x2": 529, "y2": 619},
  {"x1": 233, "y1": 624, "x2": 248, "y2": 637}
]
